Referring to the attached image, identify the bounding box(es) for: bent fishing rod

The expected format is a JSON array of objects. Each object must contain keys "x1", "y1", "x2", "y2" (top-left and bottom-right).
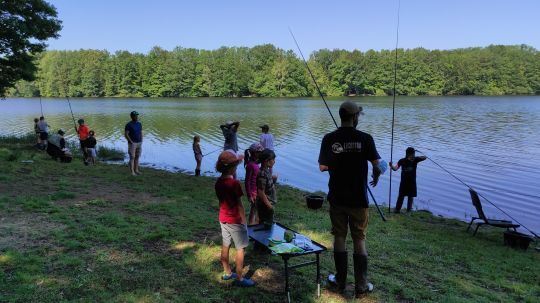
[
  {"x1": 415, "y1": 149, "x2": 539, "y2": 239},
  {"x1": 66, "y1": 96, "x2": 78, "y2": 133},
  {"x1": 289, "y1": 28, "x2": 386, "y2": 222}
]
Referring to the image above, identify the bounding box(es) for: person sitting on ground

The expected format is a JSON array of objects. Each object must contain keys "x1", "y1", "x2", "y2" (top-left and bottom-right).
[
  {"x1": 390, "y1": 147, "x2": 427, "y2": 213},
  {"x1": 215, "y1": 149, "x2": 255, "y2": 287},
  {"x1": 259, "y1": 124, "x2": 274, "y2": 151},
  {"x1": 85, "y1": 130, "x2": 97, "y2": 165},
  {"x1": 77, "y1": 118, "x2": 90, "y2": 165},
  {"x1": 256, "y1": 149, "x2": 277, "y2": 227},
  {"x1": 244, "y1": 143, "x2": 264, "y2": 225},
  {"x1": 220, "y1": 121, "x2": 240, "y2": 152},
  {"x1": 46, "y1": 129, "x2": 72, "y2": 163},
  {"x1": 37, "y1": 116, "x2": 50, "y2": 150},
  {"x1": 193, "y1": 135, "x2": 203, "y2": 176}
]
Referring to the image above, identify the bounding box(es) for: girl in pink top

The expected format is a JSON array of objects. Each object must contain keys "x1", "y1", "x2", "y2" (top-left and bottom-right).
[{"x1": 244, "y1": 143, "x2": 264, "y2": 224}]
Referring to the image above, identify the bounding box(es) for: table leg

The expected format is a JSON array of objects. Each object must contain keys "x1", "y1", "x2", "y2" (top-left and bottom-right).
[
  {"x1": 316, "y1": 253, "x2": 321, "y2": 297},
  {"x1": 284, "y1": 256, "x2": 291, "y2": 303}
]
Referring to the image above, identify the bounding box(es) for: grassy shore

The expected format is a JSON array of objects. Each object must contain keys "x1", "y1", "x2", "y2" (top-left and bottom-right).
[{"x1": 0, "y1": 138, "x2": 538, "y2": 303}]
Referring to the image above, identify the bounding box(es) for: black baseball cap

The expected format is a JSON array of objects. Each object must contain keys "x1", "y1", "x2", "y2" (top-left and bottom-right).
[{"x1": 130, "y1": 111, "x2": 139, "y2": 116}]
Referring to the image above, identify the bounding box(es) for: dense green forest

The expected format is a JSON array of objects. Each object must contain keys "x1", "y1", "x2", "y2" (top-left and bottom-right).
[{"x1": 8, "y1": 44, "x2": 540, "y2": 98}]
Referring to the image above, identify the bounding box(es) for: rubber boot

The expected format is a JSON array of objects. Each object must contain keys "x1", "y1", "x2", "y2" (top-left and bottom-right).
[
  {"x1": 195, "y1": 169, "x2": 200, "y2": 176},
  {"x1": 354, "y1": 254, "x2": 374, "y2": 298},
  {"x1": 406, "y1": 197, "x2": 414, "y2": 212},
  {"x1": 328, "y1": 251, "x2": 347, "y2": 291}
]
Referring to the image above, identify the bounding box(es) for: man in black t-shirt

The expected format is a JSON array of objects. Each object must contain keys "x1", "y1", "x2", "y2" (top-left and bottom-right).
[
  {"x1": 390, "y1": 147, "x2": 427, "y2": 213},
  {"x1": 318, "y1": 101, "x2": 382, "y2": 298}
]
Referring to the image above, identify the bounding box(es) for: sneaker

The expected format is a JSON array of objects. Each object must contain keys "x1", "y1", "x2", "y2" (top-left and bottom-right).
[
  {"x1": 355, "y1": 282, "x2": 374, "y2": 298},
  {"x1": 222, "y1": 272, "x2": 237, "y2": 280},
  {"x1": 327, "y1": 274, "x2": 345, "y2": 292},
  {"x1": 233, "y1": 278, "x2": 255, "y2": 287}
]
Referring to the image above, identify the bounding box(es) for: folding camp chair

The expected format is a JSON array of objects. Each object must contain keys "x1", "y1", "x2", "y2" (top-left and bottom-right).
[{"x1": 466, "y1": 189, "x2": 520, "y2": 236}]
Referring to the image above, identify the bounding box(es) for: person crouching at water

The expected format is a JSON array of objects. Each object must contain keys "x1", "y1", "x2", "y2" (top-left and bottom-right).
[
  {"x1": 244, "y1": 143, "x2": 264, "y2": 224},
  {"x1": 85, "y1": 130, "x2": 97, "y2": 165},
  {"x1": 46, "y1": 129, "x2": 72, "y2": 163},
  {"x1": 125, "y1": 111, "x2": 142, "y2": 176},
  {"x1": 193, "y1": 135, "x2": 203, "y2": 176},
  {"x1": 390, "y1": 147, "x2": 426, "y2": 213},
  {"x1": 215, "y1": 149, "x2": 255, "y2": 287},
  {"x1": 318, "y1": 101, "x2": 381, "y2": 298},
  {"x1": 256, "y1": 149, "x2": 277, "y2": 227}
]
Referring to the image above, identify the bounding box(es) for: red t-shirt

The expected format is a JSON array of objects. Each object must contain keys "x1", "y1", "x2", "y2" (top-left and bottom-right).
[
  {"x1": 78, "y1": 124, "x2": 90, "y2": 140},
  {"x1": 215, "y1": 177, "x2": 244, "y2": 224}
]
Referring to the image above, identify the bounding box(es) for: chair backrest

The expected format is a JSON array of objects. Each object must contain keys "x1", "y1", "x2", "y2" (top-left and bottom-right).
[{"x1": 469, "y1": 189, "x2": 487, "y2": 221}]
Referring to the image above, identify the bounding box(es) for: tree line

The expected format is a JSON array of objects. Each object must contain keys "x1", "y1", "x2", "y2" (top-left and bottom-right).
[{"x1": 8, "y1": 44, "x2": 540, "y2": 98}]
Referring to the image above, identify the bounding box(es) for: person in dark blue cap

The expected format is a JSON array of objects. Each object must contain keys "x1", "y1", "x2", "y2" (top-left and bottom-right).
[{"x1": 125, "y1": 111, "x2": 143, "y2": 176}]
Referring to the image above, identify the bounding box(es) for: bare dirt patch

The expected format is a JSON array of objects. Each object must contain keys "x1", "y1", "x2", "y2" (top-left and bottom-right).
[{"x1": 0, "y1": 213, "x2": 65, "y2": 251}]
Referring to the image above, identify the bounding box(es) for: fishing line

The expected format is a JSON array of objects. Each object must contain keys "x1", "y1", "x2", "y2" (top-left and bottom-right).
[
  {"x1": 388, "y1": 0, "x2": 401, "y2": 213},
  {"x1": 415, "y1": 149, "x2": 539, "y2": 239},
  {"x1": 203, "y1": 140, "x2": 285, "y2": 157},
  {"x1": 289, "y1": 28, "x2": 386, "y2": 222}
]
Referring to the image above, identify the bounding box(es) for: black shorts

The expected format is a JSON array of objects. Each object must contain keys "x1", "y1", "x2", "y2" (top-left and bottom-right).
[{"x1": 39, "y1": 132, "x2": 48, "y2": 140}]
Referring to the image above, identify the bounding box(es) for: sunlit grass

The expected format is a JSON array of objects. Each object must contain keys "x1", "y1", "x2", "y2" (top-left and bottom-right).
[{"x1": 0, "y1": 137, "x2": 539, "y2": 303}]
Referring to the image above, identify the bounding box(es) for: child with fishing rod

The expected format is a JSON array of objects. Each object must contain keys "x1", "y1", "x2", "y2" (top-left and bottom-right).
[
  {"x1": 244, "y1": 143, "x2": 264, "y2": 224},
  {"x1": 389, "y1": 147, "x2": 426, "y2": 213},
  {"x1": 215, "y1": 149, "x2": 255, "y2": 287},
  {"x1": 76, "y1": 118, "x2": 90, "y2": 165},
  {"x1": 193, "y1": 135, "x2": 203, "y2": 176},
  {"x1": 33, "y1": 118, "x2": 41, "y2": 147},
  {"x1": 36, "y1": 116, "x2": 50, "y2": 150},
  {"x1": 256, "y1": 149, "x2": 277, "y2": 228}
]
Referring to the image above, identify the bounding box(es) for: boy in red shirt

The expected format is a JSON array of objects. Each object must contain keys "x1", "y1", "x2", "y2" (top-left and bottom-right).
[
  {"x1": 215, "y1": 150, "x2": 255, "y2": 287},
  {"x1": 77, "y1": 119, "x2": 90, "y2": 165}
]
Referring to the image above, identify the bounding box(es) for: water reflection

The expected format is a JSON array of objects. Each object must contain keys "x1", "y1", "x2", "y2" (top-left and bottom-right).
[{"x1": 1, "y1": 96, "x2": 539, "y2": 234}]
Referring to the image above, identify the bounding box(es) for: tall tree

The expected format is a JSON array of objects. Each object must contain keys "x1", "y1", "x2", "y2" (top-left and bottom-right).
[{"x1": 0, "y1": 0, "x2": 62, "y2": 96}]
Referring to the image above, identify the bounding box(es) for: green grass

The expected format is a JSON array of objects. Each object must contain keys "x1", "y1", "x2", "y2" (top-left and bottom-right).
[
  {"x1": 97, "y1": 145, "x2": 125, "y2": 161},
  {"x1": 0, "y1": 138, "x2": 539, "y2": 303}
]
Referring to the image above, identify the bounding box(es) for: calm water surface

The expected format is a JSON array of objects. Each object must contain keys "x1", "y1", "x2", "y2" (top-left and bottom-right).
[{"x1": 1, "y1": 96, "x2": 539, "y2": 234}]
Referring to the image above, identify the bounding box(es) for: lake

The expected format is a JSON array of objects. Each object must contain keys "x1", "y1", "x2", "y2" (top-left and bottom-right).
[{"x1": 1, "y1": 96, "x2": 539, "y2": 235}]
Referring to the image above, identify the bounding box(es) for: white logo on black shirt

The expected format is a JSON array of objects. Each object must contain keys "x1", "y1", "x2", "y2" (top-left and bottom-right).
[{"x1": 332, "y1": 143, "x2": 344, "y2": 154}]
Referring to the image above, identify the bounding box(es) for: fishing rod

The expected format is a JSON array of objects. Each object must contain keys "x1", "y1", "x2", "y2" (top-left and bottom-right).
[
  {"x1": 388, "y1": 0, "x2": 401, "y2": 213},
  {"x1": 39, "y1": 95, "x2": 44, "y2": 117},
  {"x1": 415, "y1": 149, "x2": 539, "y2": 239},
  {"x1": 65, "y1": 96, "x2": 78, "y2": 133},
  {"x1": 203, "y1": 140, "x2": 285, "y2": 157},
  {"x1": 289, "y1": 28, "x2": 386, "y2": 222},
  {"x1": 203, "y1": 146, "x2": 223, "y2": 157}
]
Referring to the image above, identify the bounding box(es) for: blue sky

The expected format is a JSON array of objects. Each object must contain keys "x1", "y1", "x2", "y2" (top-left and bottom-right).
[{"x1": 46, "y1": 0, "x2": 540, "y2": 54}]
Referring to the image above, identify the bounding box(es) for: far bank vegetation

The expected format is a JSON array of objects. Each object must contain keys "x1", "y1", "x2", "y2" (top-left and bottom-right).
[{"x1": 9, "y1": 44, "x2": 540, "y2": 98}]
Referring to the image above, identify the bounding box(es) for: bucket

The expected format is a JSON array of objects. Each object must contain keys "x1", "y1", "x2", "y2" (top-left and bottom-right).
[
  {"x1": 504, "y1": 230, "x2": 533, "y2": 250},
  {"x1": 306, "y1": 195, "x2": 324, "y2": 210}
]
